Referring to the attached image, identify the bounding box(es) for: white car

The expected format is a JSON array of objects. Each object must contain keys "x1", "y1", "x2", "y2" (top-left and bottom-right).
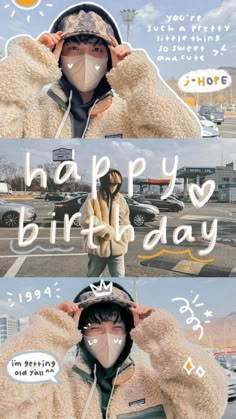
[
  {"x1": 198, "y1": 115, "x2": 220, "y2": 138},
  {"x1": 199, "y1": 115, "x2": 219, "y2": 130},
  {"x1": 0, "y1": 199, "x2": 36, "y2": 227},
  {"x1": 224, "y1": 368, "x2": 236, "y2": 400}
]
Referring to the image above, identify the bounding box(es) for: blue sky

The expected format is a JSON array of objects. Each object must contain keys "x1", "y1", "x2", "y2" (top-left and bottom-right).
[
  {"x1": 0, "y1": 277, "x2": 235, "y2": 328},
  {"x1": 0, "y1": 139, "x2": 235, "y2": 181},
  {"x1": 0, "y1": 0, "x2": 235, "y2": 78}
]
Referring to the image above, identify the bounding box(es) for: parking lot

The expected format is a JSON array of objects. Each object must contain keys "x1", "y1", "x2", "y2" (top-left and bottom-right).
[
  {"x1": 219, "y1": 116, "x2": 236, "y2": 138},
  {"x1": 1, "y1": 199, "x2": 236, "y2": 277},
  {"x1": 224, "y1": 399, "x2": 236, "y2": 419}
]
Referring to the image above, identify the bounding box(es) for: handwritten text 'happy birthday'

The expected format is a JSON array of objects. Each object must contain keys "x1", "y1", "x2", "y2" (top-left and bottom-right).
[{"x1": 16, "y1": 153, "x2": 218, "y2": 257}]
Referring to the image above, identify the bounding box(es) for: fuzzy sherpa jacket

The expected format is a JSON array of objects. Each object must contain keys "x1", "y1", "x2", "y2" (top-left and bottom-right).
[
  {"x1": 0, "y1": 36, "x2": 202, "y2": 139},
  {"x1": 0, "y1": 306, "x2": 227, "y2": 419},
  {"x1": 80, "y1": 192, "x2": 131, "y2": 257}
]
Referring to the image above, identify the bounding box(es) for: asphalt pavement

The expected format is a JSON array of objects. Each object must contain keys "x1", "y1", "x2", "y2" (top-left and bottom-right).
[
  {"x1": 1, "y1": 199, "x2": 236, "y2": 277},
  {"x1": 219, "y1": 116, "x2": 236, "y2": 138},
  {"x1": 223, "y1": 399, "x2": 236, "y2": 419}
]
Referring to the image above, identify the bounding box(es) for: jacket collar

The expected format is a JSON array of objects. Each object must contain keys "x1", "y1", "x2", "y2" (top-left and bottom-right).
[
  {"x1": 72, "y1": 356, "x2": 135, "y2": 387},
  {"x1": 47, "y1": 82, "x2": 113, "y2": 117}
]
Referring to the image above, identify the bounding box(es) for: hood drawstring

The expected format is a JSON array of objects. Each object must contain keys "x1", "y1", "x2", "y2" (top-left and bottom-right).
[
  {"x1": 80, "y1": 364, "x2": 120, "y2": 419},
  {"x1": 81, "y1": 99, "x2": 99, "y2": 139},
  {"x1": 105, "y1": 367, "x2": 120, "y2": 419},
  {"x1": 81, "y1": 364, "x2": 97, "y2": 419},
  {"x1": 55, "y1": 89, "x2": 73, "y2": 139}
]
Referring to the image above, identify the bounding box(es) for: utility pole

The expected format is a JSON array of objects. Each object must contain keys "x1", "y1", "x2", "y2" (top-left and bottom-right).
[{"x1": 120, "y1": 9, "x2": 138, "y2": 43}]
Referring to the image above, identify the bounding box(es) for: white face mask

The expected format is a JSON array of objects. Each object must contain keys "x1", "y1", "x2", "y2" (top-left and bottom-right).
[
  {"x1": 61, "y1": 54, "x2": 108, "y2": 92},
  {"x1": 83, "y1": 333, "x2": 126, "y2": 368}
]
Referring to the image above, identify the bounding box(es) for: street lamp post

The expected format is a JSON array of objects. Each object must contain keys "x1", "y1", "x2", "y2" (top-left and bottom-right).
[{"x1": 120, "y1": 9, "x2": 138, "y2": 43}]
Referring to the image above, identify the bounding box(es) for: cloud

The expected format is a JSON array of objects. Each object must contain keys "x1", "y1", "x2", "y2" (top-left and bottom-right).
[
  {"x1": 201, "y1": 0, "x2": 236, "y2": 29},
  {"x1": 111, "y1": 141, "x2": 135, "y2": 152},
  {"x1": 111, "y1": 141, "x2": 155, "y2": 160},
  {"x1": 135, "y1": 2, "x2": 161, "y2": 27},
  {"x1": 0, "y1": 300, "x2": 25, "y2": 317}
]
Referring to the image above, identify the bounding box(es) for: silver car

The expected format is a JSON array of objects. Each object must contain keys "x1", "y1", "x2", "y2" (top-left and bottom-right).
[
  {"x1": 224, "y1": 368, "x2": 236, "y2": 400},
  {"x1": 199, "y1": 105, "x2": 224, "y2": 124},
  {"x1": 0, "y1": 199, "x2": 37, "y2": 227}
]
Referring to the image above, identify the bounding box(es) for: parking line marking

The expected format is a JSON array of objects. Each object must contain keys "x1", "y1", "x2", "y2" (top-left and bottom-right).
[
  {"x1": 220, "y1": 131, "x2": 236, "y2": 135},
  {"x1": 0, "y1": 253, "x2": 87, "y2": 259},
  {"x1": 0, "y1": 237, "x2": 83, "y2": 240},
  {"x1": 4, "y1": 256, "x2": 26, "y2": 277}
]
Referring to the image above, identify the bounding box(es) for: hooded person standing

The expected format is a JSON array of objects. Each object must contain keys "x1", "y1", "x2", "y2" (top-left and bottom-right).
[
  {"x1": 80, "y1": 169, "x2": 131, "y2": 277},
  {"x1": 0, "y1": 281, "x2": 228, "y2": 418},
  {"x1": 0, "y1": 3, "x2": 202, "y2": 138}
]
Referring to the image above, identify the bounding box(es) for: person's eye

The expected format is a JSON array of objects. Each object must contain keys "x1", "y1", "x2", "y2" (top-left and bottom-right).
[
  {"x1": 68, "y1": 45, "x2": 80, "y2": 50},
  {"x1": 94, "y1": 47, "x2": 103, "y2": 52},
  {"x1": 113, "y1": 325, "x2": 123, "y2": 329}
]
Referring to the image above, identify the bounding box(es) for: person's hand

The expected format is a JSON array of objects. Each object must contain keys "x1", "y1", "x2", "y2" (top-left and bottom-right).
[
  {"x1": 56, "y1": 300, "x2": 83, "y2": 325},
  {"x1": 37, "y1": 31, "x2": 64, "y2": 60},
  {"x1": 130, "y1": 302, "x2": 156, "y2": 327},
  {"x1": 108, "y1": 35, "x2": 132, "y2": 68}
]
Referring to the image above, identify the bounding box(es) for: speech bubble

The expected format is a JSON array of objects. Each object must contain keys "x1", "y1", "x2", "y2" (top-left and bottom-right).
[
  {"x1": 5, "y1": 351, "x2": 60, "y2": 384},
  {"x1": 178, "y1": 69, "x2": 232, "y2": 93}
]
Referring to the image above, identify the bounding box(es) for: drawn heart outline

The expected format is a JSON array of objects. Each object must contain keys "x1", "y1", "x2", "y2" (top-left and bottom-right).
[{"x1": 188, "y1": 180, "x2": 215, "y2": 209}]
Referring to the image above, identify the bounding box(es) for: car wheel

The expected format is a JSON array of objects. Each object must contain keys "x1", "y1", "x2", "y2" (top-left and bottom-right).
[
  {"x1": 73, "y1": 217, "x2": 81, "y2": 227},
  {"x1": 171, "y1": 205, "x2": 179, "y2": 212},
  {"x1": 2, "y1": 211, "x2": 19, "y2": 227},
  {"x1": 132, "y1": 214, "x2": 145, "y2": 227}
]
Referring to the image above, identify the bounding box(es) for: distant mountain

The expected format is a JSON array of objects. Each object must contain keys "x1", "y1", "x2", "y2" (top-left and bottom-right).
[
  {"x1": 218, "y1": 66, "x2": 236, "y2": 76},
  {"x1": 184, "y1": 316, "x2": 236, "y2": 348}
]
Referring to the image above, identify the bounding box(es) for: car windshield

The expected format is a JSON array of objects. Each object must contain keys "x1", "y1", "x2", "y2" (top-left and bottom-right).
[{"x1": 226, "y1": 354, "x2": 236, "y2": 363}]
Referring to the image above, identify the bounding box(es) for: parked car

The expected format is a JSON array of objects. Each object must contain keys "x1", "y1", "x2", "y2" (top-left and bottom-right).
[
  {"x1": 198, "y1": 115, "x2": 219, "y2": 130},
  {"x1": 198, "y1": 115, "x2": 220, "y2": 138},
  {"x1": 124, "y1": 196, "x2": 159, "y2": 215},
  {"x1": 133, "y1": 194, "x2": 184, "y2": 212},
  {"x1": 124, "y1": 196, "x2": 159, "y2": 226},
  {"x1": 202, "y1": 126, "x2": 220, "y2": 138},
  {"x1": 214, "y1": 352, "x2": 236, "y2": 372},
  {"x1": 54, "y1": 194, "x2": 158, "y2": 227},
  {"x1": 44, "y1": 193, "x2": 65, "y2": 201},
  {"x1": 0, "y1": 199, "x2": 36, "y2": 227},
  {"x1": 54, "y1": 195, "x2": 88, "y2": 226},
  {"x1": 199, "y1": 105, "x2": 224, "y2": 124},
  {"x1": 69, "y1": 192, "x2": 88, "y2": 198},
  {"x1": 225, "y1": 369, "x2": 236, "y2": 400}
]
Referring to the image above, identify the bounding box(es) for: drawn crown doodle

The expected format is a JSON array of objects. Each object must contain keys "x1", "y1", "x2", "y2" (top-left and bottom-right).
[{"x1": 90, "y1": 280, "x2": 113, "y2": 298}]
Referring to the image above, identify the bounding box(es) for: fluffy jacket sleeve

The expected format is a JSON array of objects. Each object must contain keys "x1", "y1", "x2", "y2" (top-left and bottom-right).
[
  {"x1": 131, "y1": 310, "x2": 228, "y2": 419},
  {"x1": 0, "y1": 305, "x2": 82, "y2": 415},
  {"x1": 0, "y1": 35, "x2": 61, "y2": 138},
  {"x1": 106, "y1": 50, "x2": 202, "y2": 139}
]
